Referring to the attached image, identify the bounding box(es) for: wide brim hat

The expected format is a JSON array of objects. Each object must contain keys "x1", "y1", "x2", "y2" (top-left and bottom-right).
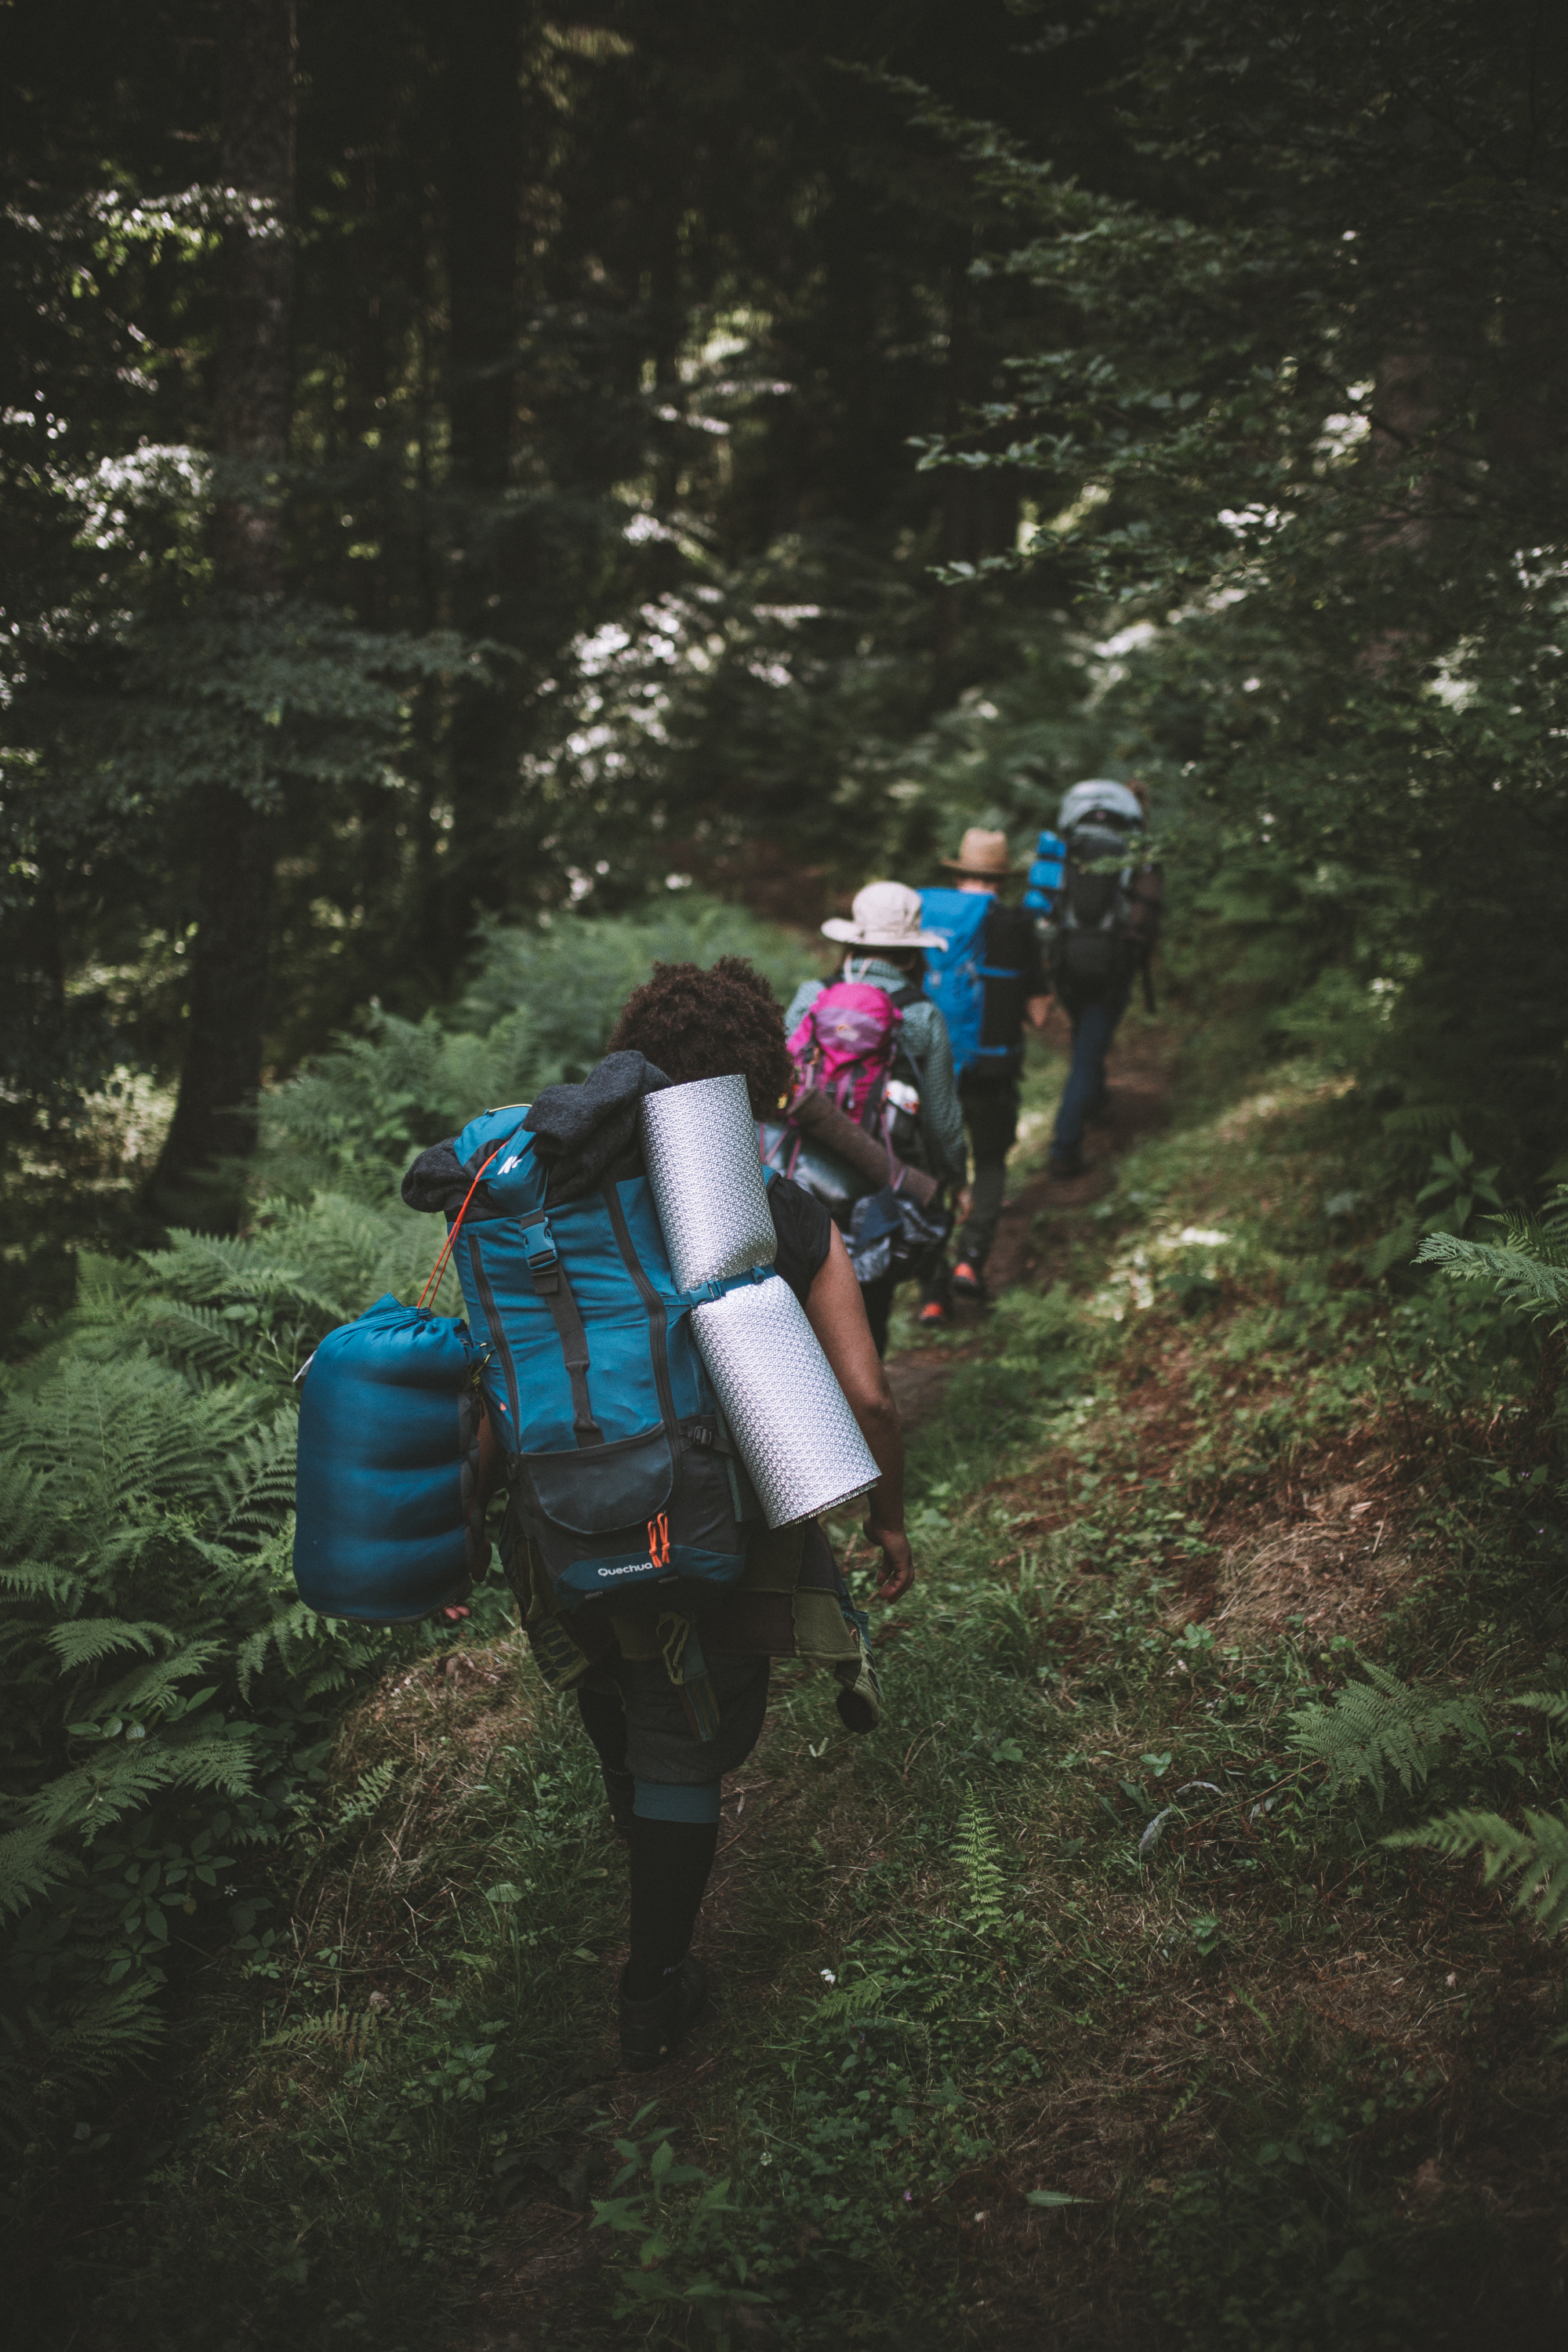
[
  {"x1": 941, "y1": 825, "x2": 1025, "y2": 877},
  {"x1": 821, "y1": 880, "x2": 948, "y2": 950}
]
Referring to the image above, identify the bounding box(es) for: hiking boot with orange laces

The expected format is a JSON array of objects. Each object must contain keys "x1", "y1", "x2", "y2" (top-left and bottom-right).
[{"x1": 951, "y1": 1259, "x2": 986, "y2": 1300}]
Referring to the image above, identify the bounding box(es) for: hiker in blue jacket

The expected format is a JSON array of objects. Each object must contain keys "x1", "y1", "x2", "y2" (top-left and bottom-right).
[
  {"x1": 783, "y1": 882, "x2": 967, "y2": 1353},
  {"x1": 411, "y1": 956, "x2": 912, "y2": 2072},
  {"x1": 917, "y1": 829, "x2": 1051, "y2": 1317}
]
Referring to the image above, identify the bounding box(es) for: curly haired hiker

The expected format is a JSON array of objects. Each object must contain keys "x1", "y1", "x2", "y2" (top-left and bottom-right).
[{"x1": 405, "y1": 956, "x2": 912, "y2": 2071}]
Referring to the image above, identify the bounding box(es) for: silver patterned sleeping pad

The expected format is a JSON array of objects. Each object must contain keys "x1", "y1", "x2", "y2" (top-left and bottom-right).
[{"x1": 639, "y1": 1073, "x2": 880, "y2": 1529}]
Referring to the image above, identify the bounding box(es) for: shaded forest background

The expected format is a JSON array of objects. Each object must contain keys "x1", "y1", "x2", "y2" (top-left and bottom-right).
[{"x1": 8, "y1": 0, "x2": 1566, "y2": 1259}]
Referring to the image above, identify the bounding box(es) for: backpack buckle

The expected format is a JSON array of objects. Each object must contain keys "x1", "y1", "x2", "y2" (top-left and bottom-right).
[{"x1": 521, "y1": 1212, "x2": 559, "y2": 1277}]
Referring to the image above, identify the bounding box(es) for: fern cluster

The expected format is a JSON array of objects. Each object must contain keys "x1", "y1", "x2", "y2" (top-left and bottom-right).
[
  {"x1": 1288, "y1": 1660, "x2": 1490, "y2": 1810},
  {"x1": 1, "y1": 900, "x2": 800, "y2": 2151},
  {"x1": 1387, "y1": 1693, "x2": 1568, "y2": 1933}
]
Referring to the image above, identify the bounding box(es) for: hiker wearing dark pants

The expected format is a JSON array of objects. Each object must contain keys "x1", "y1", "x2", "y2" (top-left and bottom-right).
[
  {"x1": 1050, "y1": 978, "x2": 1131, "y2": 1171},
  {"x1": 918, "y1": 830, "x2": 1050, "y2": 1316},
  {"x1": 1040, "y1": 781, "x2": 1163, "y2": 1180},
  {"x1": 471, "y1": 959, "x2": 913, "y2": 2072}
]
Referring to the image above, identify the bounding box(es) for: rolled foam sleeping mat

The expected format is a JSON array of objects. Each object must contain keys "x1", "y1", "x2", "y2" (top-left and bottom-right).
[
  {"x1": 789, "y1": 1087, "x2": 938, "y2": 1209},
  {"x1": 640, "y1": 1075, "x2": 880, "y2": 1530}
]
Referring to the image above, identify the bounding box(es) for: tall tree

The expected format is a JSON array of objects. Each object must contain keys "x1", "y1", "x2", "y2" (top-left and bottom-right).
[{"x1": 153, "y1": 0, "x2": 297, "y2": 1209}]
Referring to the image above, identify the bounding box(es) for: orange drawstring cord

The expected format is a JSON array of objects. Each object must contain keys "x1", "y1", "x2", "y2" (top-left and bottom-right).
[{"x1": 416, "y1": 1145, "x2": 504, "y2": 1312}]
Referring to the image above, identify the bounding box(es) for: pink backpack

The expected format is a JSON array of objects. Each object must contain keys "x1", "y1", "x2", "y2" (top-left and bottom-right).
[{"x1": 786, "y1": 981, "x2": 902, "y2": 1123}]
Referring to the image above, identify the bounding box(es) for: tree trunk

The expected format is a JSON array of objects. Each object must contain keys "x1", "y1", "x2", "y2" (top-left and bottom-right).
[
  {"x1": 435, "y1": 0, "x2": 523, "y2": 968},
  {"x1": 154, "y1": 0, "x2": 296, "y2": 1214}
]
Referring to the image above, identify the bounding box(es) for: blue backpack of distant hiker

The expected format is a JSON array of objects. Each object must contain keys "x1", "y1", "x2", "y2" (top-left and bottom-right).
[
  {"x1": 1022, "y1": 830, "x2": 1066, "y2": 921},
  {"x1": 433, "y1": 1105, "x2": 761, "y2": 1617},
  {"x1": 293, "y1": 1296, "x2": 491, "y2": 1624},
  {"x1": 919, "y1": 887, "x2": 1031, "y2": 1079}
]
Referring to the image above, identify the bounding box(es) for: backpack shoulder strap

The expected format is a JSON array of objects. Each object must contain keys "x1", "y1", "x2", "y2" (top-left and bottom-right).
[{"x1": 517, "y1": 1207, "x2": 604, "y2": 1447}]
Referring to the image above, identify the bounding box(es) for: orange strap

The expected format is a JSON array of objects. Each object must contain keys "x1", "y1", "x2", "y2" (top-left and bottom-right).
[{"x1": 416, "y1": 1146, "x2": 503, "y2": 1313}]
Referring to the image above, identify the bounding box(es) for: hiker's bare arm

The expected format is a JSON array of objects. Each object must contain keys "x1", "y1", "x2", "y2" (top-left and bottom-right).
[
  {"x1": 1026, "y1": 992, "x2": 1051, "y2": 1031},
  {"x1": 804, "y1": 1227, "x2": 913, "y2": 1601}
]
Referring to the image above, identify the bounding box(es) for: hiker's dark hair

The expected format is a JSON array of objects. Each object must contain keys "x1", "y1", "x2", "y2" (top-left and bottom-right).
[{"x1": 608, "y1": 956, "x2": 793, "y2": 1118}]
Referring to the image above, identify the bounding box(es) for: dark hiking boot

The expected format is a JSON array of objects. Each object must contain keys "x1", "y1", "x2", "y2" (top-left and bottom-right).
[
  {"x1": 951, "y1": 1258, "x2": 987, "y2": 1299},
  {"x1": 1048, "y1": 1147, "x2": 1084, "y2": 1180},
  {"x1": 618, "y1": 1955, "x2": 709, "y2": 2071}
]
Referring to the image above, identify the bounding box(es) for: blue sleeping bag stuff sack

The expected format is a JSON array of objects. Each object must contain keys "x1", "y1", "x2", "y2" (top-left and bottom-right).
[{"x1": 293, "y1": 1294, "x2": 490, "y2": 1622}]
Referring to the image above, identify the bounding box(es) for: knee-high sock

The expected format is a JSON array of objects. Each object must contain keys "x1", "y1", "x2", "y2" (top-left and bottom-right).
[{"x1": 622, "y1": 1791, "x2": 720, "y2": 2000}]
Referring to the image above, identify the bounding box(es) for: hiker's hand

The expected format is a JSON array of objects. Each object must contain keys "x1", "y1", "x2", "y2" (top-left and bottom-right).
[
  {"x1": 1027, "y1": 992, "x2": 1051, "y2": 1033},
  {"x1": 956, "y1": 1186, "x2": 972, "y2": 1222},
  {"x1": 865, "y1": 1521, "x2": 914, "y2": 1602}
]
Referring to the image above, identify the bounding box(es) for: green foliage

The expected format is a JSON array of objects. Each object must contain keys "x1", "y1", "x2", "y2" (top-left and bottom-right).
[
  {"x1": 590, "y1": 2107, "x2": 775, "y2": 2343},
  {"x1": 1287, "y1": 1663, "x2": 1490, "y2": 1811},
  {"x1": 1, "y1": 902, "x2": 804, "y2": 2152},
  {"x1": 1416, "y1": 1184, "x2": 1568, "y2": 1328},
  {"x1": 1414, "y1": 1134, "x2": 1503, "y2": 1240},
  {"x1": 258, "y1": 895, "x2": 801, "y2": 1205},
  {"x1": 1388, "y1": 1802, "x2": 1568, "y2": 1938},
  {"x1": 956, "y1": 1784, "x2": 1007, "y2": 1938}
]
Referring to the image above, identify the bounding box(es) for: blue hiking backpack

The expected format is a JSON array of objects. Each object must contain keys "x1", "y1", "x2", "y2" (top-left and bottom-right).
[
  {"x1": 293, "y1": 1294, "x2": 490, "y2": 1623},
  {"x1": 438, "y1": 1105, "x2": 760, "y2": 1617},
  {"x1": 919, "y1": 887, "x2": 1031, "y2": 1079}
]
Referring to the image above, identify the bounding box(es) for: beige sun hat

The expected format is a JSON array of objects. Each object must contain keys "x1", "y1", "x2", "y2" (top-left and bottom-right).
[
  {"x1": 942, "y1": 826, "x2": 1024, "y2": 877},
  {"x1": 821, "y1": 880, "x2": 948, "y2": 949}
]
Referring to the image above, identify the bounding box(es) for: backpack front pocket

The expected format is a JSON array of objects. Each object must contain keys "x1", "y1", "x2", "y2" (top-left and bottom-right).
[{"x1": 520, "y1": 1423, "x2": 674, "y2": 1534}]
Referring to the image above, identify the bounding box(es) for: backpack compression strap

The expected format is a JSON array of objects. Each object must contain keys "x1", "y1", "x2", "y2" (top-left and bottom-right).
[{"x1": 517, "y1": 1207, "x2": 604, "y2": 1447}]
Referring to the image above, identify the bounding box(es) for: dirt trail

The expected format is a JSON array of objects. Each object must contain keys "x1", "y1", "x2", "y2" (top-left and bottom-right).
[{"x1": 887, "y1": 1010, "x2": 1177, "y2": 1432}]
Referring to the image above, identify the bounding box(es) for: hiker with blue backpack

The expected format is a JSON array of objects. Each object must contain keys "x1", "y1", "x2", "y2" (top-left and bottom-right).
[
  {"x1": 777, "y1": 882, "x2": 967, "y2": 1355},
  {"x1": 1024, "y1": 780, "x2": 1163, "y2": 1180},
  {"x1": 369, "y1": 956, "x2": 912, "y2": 2072},
  {"x1": 916, "y1": 828, "x2": 1051, "y2": 1316}
]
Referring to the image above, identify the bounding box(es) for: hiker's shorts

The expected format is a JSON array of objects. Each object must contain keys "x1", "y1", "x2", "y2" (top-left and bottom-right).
[{"x1": 580, "y1": 1653, "x2": 771, "y2": 1785}]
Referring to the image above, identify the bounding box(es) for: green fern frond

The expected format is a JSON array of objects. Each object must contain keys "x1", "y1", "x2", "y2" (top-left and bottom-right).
[
  {"x1": 1388, "y1": 1804, "x2": 1568, "y2": 1933},
  {"x1": 0, "y1": 1826, "x2": 82, "y2": 1920},
  {"x1": 1289, "y1": 1661, "x2": 1489, "y2": 1809},
  {"x1": 1514, "y1": 1690, "x2": 1568, "y2": 1728},
  {"x1": 818, "y1": 1971, "x2": 895, "y2": 2026},
  {"x1": 26, "y1": 1730, "x2": 259, "y2": 1838},
  {"x1": 45, "y1": 1617, "x2": 171, "y2": 1671},
  {"x1": 958, "y1": 1784, "x2": 1007, "y2": 1936},
  {"x1": 334, "y1": 1760, "x2": 397, "y2": 1828},
  {"x1": 260, "y1": 2006, "x2": 382, "y2": 2057}
]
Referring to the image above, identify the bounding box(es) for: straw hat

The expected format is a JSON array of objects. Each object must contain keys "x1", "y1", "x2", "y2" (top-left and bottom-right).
[
  {"x1": 821, "y1": 880, "x2": 947, "y2": 949},
  {"x1": 942, "y1": 826, "x2": 1023, "y2": 877}
]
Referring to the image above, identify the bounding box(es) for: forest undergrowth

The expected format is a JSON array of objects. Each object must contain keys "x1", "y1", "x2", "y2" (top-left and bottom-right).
[{"x1": 10, "y1": 997, "x2": 1566, "y2": 2352}]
